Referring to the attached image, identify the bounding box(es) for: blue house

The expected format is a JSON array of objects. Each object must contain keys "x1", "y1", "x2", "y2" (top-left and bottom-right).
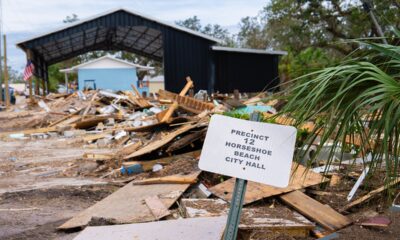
[{"x1": 60, "y1": 55, "x2": 153, "y2": 94}]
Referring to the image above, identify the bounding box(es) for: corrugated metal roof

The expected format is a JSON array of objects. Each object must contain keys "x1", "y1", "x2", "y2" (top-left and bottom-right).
[{"x1": 16, "y1": 8, "x2": 222, "y2": 46}]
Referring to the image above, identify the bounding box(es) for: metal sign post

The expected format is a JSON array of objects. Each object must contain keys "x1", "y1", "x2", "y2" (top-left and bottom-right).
[
  {"x1": 223, "y1": 111, "x2": 261, "y2": 240},
  {"x1": 199, "y1": 112, "x2": 297, "y2": 240}
]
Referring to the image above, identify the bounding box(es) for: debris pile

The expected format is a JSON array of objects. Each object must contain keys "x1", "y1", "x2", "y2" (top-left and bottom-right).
[{"x1": 0, "y1": 78, "x2": 399, "y2": 240}]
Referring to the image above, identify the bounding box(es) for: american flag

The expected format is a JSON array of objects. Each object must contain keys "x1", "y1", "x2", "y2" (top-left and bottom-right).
[{"x1": 23, "y1": 60, "x2": 34, "y2": 81}]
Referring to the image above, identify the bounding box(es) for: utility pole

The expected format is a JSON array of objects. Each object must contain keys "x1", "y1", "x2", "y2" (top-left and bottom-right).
[
  {"x1": 361, "y1": 0, "x2": 388, "y2": 44},
  {"x1": 3, "y1": 34, "x2": 9, "y2": 108},
  {"x1": 0, "y1": 0, "x2": 3, "y2": 104}
]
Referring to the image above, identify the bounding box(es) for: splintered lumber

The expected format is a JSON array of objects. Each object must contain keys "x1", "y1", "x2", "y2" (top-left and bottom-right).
[
  {"x1": 122, "y1": 150, "x2": 201, "y2": 171},
  {"x1": 49, "y1": 108, "x2": 83, "y2": 127},
  {"x1": 130, "y1": 84, "x2": 152, "y2": 108},
  {"x1": 280, "y1": 190, "x2": 352, "y2": 232},
  {"x1": 82, "y1": 153, "x2": 114, "y2": 161},
  {"x1": 82, "y1": 93, "x2": 98, "y2": 118},
  {"x1": 166, "y1": 129, "x2": 206, "y2": 153},
  {"x1": 145, "y1": 196, "x2": 171, "y2": 219},
  {"x1": 117, "y1": 140, "x2": 142, "y2": 156},
  {"x1": 124, "y1": 123, "x2": 199, "y2": 159},
  {"x1": 132, "y1": 171, "x2": 200, "y2": 185},
  {"x1": 158, "y1": 89, "x2": 214, "y2": 114},
  {"x1": 73, "y1": 115, "x2": 123, "y2": 129},
  {"x1": 82, "y1": 132, "x2": 111, "y2": 142},
  {"x1": 180, "y1": 199, "x2": 314, "y2": 238},
  {"x1": 210, "y1": 164, "x2": 327, "y2": 205},
  {"x1": 158, "y1": 101, "x2": 179, "y2": 123},
  {"x1": 179, "y1": 77, "x2": 194, "y2": 96},
  {"x1": 72, "y1": 216, "x2": 227, "y2": 240},
  {"x1": 341, "y1": 178, "x2": 400, "y2": 212},
  {"x1": 0, "y1": 126, "x2": 58, "y2": 137},
  {"x1": 58, "y1": 171, "x2": 201, "y2": 230}
]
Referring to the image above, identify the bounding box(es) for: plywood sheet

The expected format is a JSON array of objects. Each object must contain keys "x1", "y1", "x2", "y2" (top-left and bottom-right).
[
  {"x1": 280, "y1": 190, "x2": 352, "y2": 231},
  {"x1": 58, "y1": 172, "x2": 200, "y2": 230},
  {"x1": 73, "y1": 216, "x2": 227, "y2": 240},
  {"x1": 210, "y1": 164, "x2": 327, "y2": 204}
]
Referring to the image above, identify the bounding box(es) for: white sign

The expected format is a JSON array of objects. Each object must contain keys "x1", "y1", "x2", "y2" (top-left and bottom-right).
[{"x1": 199, "y1": 115, "x2": 297, "y2": 188}]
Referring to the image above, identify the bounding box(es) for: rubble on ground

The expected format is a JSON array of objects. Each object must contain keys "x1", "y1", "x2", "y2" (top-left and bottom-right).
[{"x1": 0, "y1": 78, "x2": 399, "y2": 240}]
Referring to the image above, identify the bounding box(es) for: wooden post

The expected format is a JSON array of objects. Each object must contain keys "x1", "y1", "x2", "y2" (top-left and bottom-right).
[
  {"x1": 35, "y1": 77, "x2": 40, "y2": 95},
  {"x1": 233, "y1": 89, "x2": 240, "y2": 100},
  {"x1": 42, "y1": 78, "x2": 46, "y2": 96},
  {"x1": 3, "y1": 35, "x2": 9, "y2": 108},
  {"x1": 179, "y1": 77, "x2": 194, "y2": 96},
  {"x1": 65, "y1": 72, "x2": 69, "y2": 93}
]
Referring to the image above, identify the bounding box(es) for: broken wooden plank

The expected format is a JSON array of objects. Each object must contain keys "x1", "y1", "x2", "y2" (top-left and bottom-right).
[
  {"x1": 82, "y1": 132, "x2": 111, "y2": 142},
  {"x1": 132, "y1": 171, "x2": 200, "y2": 185},
  {"x1": 82, "y1": 153, "x2": 114, "y2": 161},
  {"x1": 145, "y1": 195, "x2": 171, "y2": 219},
  {"x1": 122, "y1": 150, "x2": 201, "y2": 171},
  {"x1": 130, "y1": 84, "x2": 152, "y2": 108},
  {"x1": 341, "y1": 178, "x2": 400, "y2": 212},
  {"x1": 159, "y1": 101, "x2": 179, "y2": 123},
  {"x1": 180, "y1": 199, "x2": 314, "y2": 238},
  {"x1": 48, "y1": 107, "x2": 84, "y2": 127},
  {"x1": 358, "y1": 216, "x2": 391, "y2": 228},
  {"x1": 210, "y1": 164, "x2": 327, "y2": 205},
  {"x1": 72, "y1": 216, "x2": 227, "y2": 240},
  {"x1": 280, "y1": 190, "x2": 352, "y2": 232},
  {"x1": 0, "y1": 126, "x2": 58, "y2": 137},
  {"x1": 124, "y1": 123, "x2": 200, "y2": 159},
  {"x1": 179, "y1": 77, "x2": 194, "y2": 96},
  {"x1": 58, "y1": 172, "x2": 201, "y2": 230},
  {"x1": 166, "y1": 129, "x2": 206, "y2": 153},
  {"x1": 116, "y1": 140, "x2": 142, "y2": 157},
  {"x1": 82, "y1": 92, "x2": 98, "y2": 118}
]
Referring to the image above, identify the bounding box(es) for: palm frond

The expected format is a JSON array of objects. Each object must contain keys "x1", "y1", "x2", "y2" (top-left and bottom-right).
[{"x1": 278, "y1": 39, "x2": 400, "y2": 183}]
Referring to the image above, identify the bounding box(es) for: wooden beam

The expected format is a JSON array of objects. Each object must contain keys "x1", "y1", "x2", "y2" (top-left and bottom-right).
[
  {"x1": 132, "y1": 171, "x2": 200, "y2": 185},
  {"x1": 280, "y1": 190, "x2": 352, "y2": 232},
  {"x1": 179, "y1": 77, "x2": 194, "y2": 96},
  {"x1": 341, "y1": 178, "x2": 400, "y2": 212}
]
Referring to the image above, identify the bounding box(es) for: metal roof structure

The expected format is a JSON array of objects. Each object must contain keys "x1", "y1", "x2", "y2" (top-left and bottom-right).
[
  {"x1": 16, "y1": 8, "x2": 220, "y2": 92},
  {"x1": 17, "y1": 8, "x2": 285, "y2": 94}
]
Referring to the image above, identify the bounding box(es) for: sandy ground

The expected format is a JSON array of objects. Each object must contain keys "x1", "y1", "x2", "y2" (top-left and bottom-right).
[{"x1": 0, "y1": 136, "x2": 120, "y2": 240}]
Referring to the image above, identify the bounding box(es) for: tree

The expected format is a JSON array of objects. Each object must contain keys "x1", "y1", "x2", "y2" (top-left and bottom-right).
[
  {"x1": 237, "y1": 0, "x2": 400, "y2": 80},
  {"x1": 239, "y1": 0, "x2": 400, "y2": 54},
  {"x1": 176, "y1": 16, "x2": 236, "y2": 47}
]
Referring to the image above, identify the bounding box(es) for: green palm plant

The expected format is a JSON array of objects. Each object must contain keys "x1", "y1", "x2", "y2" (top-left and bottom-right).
[{"x1": 278, "y1": 34, "x2": 400, "y2": 184}]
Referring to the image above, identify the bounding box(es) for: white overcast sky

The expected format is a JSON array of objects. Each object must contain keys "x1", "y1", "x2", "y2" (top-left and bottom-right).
[{"x1": 1, "y1": 0, "x2": 268, "y2": 70}]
